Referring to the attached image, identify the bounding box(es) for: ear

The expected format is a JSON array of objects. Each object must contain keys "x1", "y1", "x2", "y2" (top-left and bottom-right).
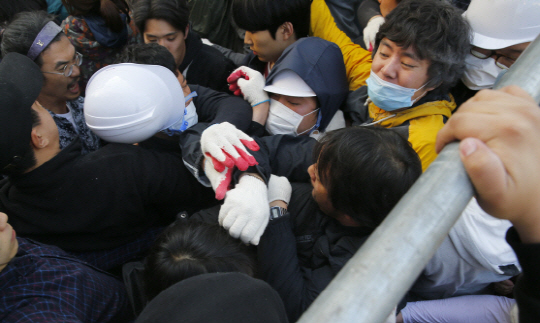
[
  {"x1": 184, "y1": 24, "x2": 189, "y2": 39},
  {"x1": 30, "y1": 128, "x2": 49, "y2": 149},
  {"x1": 281, "y1": 22, "x2": 295, "y2": 41}
]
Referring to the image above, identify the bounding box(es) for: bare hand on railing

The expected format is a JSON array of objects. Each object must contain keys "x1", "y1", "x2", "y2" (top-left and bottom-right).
[{"x1": 436, "y1": 85, "x2": 540, "y2": 243}]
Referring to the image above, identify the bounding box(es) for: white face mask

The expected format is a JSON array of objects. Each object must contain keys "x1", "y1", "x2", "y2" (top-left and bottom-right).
[
  {"x1": 265, "y1": 99, "x2": 319, "y2": 136},
  {"x1": 461, "y1": 54, "x2": 505, "y2": 90}
]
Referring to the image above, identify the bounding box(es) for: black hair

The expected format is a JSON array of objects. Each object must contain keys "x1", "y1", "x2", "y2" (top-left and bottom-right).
[
  {"x1": 373, "y1": 0, "x2": 471, "y2": 95},
  {"x1": 0, "y1": 0, "x2": 47, "y2": 25},
  {"x1": 116, "y1": 43, "x2": 178, "y2": 75},
  {"x1": 313, "y1": 127, "x2": 422, "y2": 229},
  {"x1": 2, "y1": 108, "x2": 40, "y2": 177},
  {"x1": 61, "y1": 0, "x2": 130, "y2": 33},
  {"x1": 143, "y1": 220, "x2": 256, "y2": 301},
  {"x1": 232, "y1": 0, "x2": 311, "y2": 39},
  {"x1": 0, "y1": 11, "x2": 63, "y2": 67},
  {"x1": 132, "y1": 0, "x2": 189, "y2": 35}
]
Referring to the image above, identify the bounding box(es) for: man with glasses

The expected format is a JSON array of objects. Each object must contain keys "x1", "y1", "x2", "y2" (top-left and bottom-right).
[
  {"x1": 452, "y1": 0, "x2": 540, "y2": 107},
  {"x1": 1, "y1": 11, "x2": 101, "y2": 154}
]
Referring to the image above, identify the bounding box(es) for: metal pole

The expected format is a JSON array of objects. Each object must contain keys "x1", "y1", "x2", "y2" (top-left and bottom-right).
[{"x1": 297, "y1": 34, "x2": 540, "y2": 323}]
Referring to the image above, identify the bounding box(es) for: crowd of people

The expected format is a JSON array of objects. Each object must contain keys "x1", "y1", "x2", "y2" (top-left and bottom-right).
[{"x1": 0, "y1": 0, "x2": 539, "y2": 322}]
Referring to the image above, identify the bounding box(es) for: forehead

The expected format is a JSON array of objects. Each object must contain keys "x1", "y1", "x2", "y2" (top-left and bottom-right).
[
  {"x1": 39, "y1": 35, "x2": 75, "y2": 67},
  {"x1": 144, "y1": 19, "x2": 180, "y2": 35},
  {"x1": 380, "y1": 38, "x2": 422, "y2": 61}
]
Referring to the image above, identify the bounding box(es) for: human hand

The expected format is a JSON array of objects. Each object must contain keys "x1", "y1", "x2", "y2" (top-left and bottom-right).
[
  {"x1": 203, "y1": 157, "x2": 233, "y2": 200},
  {"x1": 436, "y1": 86, "x2": 540, "y2": 242},
  {"x1": 267, "y1": 175, "x2": 292, "y2": 206},
  {"x1": 219, "y1": 174, "x2": 269, "y2": 245},
  {"x1": 363, "y1": 16, "x2": 384, "y2": 51},
  {"x1": 227, "y1": 66, "x2": 269, "y2": 106},
  {"x1": 200, "y1": 122, "x2": 260, "y2": 172}
]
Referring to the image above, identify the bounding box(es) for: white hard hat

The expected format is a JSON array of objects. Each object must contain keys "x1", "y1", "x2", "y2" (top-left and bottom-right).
[
  {"x1": 463, "y1": 0, "x2": 540, "y2": 49},
  {"x1": 263, "y1": 69, "x2": 316, "y2": 97},
  {"x1": 84, "y1": 63, "x2": 185, "y2": 144}
]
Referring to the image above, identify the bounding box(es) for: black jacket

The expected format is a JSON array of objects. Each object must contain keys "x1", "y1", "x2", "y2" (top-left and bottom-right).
[
  {"x1": 258, "y1": 183, "x2": 372, "y2": 322},
  {"x1": 179, "y1": 30, "x2": 236, "y2": 93},
  {"x1": 0, "y1": 138, "x2": 215, "y2": 252}
]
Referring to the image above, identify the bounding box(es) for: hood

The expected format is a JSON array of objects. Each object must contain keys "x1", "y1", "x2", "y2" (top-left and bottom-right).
[
  {"x1": 266, "y1": 37, "x2": 348, "y2": 132},
  {"x1": 367, "y1": 91, "x2": 457, "y2": 128},
  {"x1": 84, "y1": 14, "x2": 128, "y2": 48},
  {"x1": 178, "y1": 26, "x2": 203, "y2": 72}
]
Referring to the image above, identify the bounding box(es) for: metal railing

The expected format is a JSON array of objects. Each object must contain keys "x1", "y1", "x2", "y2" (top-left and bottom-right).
[{"x1": 297, "y1": 34, "x2": 540, "y2": 323}]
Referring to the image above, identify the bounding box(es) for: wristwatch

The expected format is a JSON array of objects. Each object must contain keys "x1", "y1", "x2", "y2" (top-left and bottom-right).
[{"x1": 269, "y1": 206, "x2": 287, "y2": 221}]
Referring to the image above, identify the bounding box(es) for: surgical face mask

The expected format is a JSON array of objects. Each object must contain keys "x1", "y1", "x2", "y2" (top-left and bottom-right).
[
  {"x1": 461, "y1": 54, "x2": 505, "y2": 90},
  {"x1": 265, "y1": 99, "x2": 319, "y2": 136},
  {"x1": 163, "y1": 91, "x2": 199, "y2": 136},
  {"x1": 366, "y1": 71, "x2": 427, "y2": 111}
]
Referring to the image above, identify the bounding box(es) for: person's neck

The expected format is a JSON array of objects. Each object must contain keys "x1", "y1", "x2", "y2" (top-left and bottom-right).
[
  {"x1": 37, "y1": 95, "x2": 68, "y2": 114},
  {"x1": 26, "y1": 146, "x2": 62, "y2": 173}
]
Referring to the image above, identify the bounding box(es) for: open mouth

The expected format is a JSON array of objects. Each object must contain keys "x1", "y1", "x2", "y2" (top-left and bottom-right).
[{"x1": 68, "y1": 80, "x2": 80, "y2": 94}]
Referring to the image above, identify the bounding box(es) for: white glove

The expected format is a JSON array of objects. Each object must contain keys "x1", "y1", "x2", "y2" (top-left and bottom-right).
[
  {"x1": 363, "y1": 16, "x2": 385, "y2": 51},
  {"x1": 203, "y1": 157, "x2": 233, "y2": 200},
  {"x1": 267, "y1": 175, "x2": 292, "y2": 205},
  {"x1": 219, "y1": 175, "x2": 269, "y2": 245},
  {"x1": 227, "y1": 66, "x2": 269, "y2": 106},
  {"x1": 200, "y1": 122, "x2": 260, "y2": 172}
]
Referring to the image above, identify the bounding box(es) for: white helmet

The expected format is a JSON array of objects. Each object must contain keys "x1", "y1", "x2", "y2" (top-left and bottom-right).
[
  {"x1": 84, "y1": 63, "x2": 185, "y2": 144},
  {"x1": 463, "y1": 0, "x2": 540, "y2": 49}
]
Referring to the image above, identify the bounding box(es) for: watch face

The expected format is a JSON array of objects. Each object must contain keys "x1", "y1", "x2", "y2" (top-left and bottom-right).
[{"x1": 270, "y1": 206, "x2": 286, "y2": 220}]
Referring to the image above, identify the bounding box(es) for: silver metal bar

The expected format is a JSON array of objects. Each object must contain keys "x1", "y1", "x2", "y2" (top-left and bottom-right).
[{"x1": 297, "y1": 34, "x2": 540, "y2": 323}]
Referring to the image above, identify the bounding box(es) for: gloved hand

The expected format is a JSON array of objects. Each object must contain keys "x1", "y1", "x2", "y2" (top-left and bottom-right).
[
  {"x1": 200, "y1": 122, "x2": 260, "y2": 172},
  {"x1": 267, "y1": 175, "x2": 292, "y2": 205},
  {"x1": 363, "y1": 16, "x2": 385, "y2": 51},
  {"x1": 203, "y1": 157, "x2": 233, "y2": 200},
  {"x1": 227, "y1": 66, "x2": 269, "y2": 106},
  {"x1": 219, "y1": 175, "x2": 269, "y2": 245}
]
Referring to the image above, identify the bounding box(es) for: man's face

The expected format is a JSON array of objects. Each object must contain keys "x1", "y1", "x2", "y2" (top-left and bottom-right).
[
  {"x1": 244, "y1": 30, "x2": 287, "y2": 64},
  {"x1": 39, "y1": 35, "x2": 81, "y2": 103},
  {"x1": 308, "y1": 163, "x2": 338, "y2": 217},
  {"x1": 0, "y1": 212, "x2": 18, "y2": 272},
  {"x1": 372, "y1": 38, "x2": 435, "y2": 101},
  {"x1": 144, "y1": 19, "x2": 188, "y2": 68},
  {"x1": 269, "y1": 93, "x2": 318, "y2": 135}
]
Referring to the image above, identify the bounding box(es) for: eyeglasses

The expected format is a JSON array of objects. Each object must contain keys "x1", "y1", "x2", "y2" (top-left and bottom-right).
[
  {"x1": 42, "y1": 52, "x2": 83, "y2": 77},
  {"x1": 470, "y1": 48, "x2": 515, "y2": 69}
]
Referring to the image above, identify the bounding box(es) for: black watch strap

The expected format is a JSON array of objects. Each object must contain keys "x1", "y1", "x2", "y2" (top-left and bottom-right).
[{"x1": 269, "y1": 206, "x2": 287, "y2": 221}]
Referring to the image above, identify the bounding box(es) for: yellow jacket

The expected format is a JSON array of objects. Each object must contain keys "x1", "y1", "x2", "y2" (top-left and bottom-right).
[
  {"x1": 310, "y1": 0, "x2": 372, "y2": 91},
  {"x1": 364, "y1": 94, "x2": 457, "y2": 171}
]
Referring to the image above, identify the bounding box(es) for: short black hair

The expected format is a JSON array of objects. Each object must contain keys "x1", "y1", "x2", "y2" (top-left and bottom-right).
[
  {"x1": 0, "y1": 11, "x2": 63, "y2": 67},
  {"x1": 116, "y1": 43, "x2": 178, "y2": 75},
  {"x1": 143, "y1": 220, "x2": 256, "y2": 301},
  {"x1": 61, "y1": 0, "x2": 130, "y2": 33},
  {"x1": 2, "y1": 108, "x2": 40, "y2": 177},
  {"x1": 132, "y1": 0, "x2": 189, "y2": 35},
  {"x1": 232, "y1": 0, "x2": 311, "y2": 39},
  {"x1": 313, "y1": 127, "x2": 422, "y2": 229},
  {"x1": 374, "y1": 0, "x2": 471, "y2": 95}
]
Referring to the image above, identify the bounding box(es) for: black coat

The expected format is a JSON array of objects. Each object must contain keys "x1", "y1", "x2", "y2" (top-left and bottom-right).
[
  {"x1": 0, "y1": 139, "x2": 216, "y2": 252},
  {"x1": 258, "y1": 183, "x2": 372, "y2": 322}
]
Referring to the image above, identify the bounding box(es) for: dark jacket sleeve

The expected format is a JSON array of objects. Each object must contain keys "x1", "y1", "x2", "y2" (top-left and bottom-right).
[
  {"x1": 506, "y1": 227, "x2": 540, "y2": 323},
  {"x1": 357, "y1": 0, "x2": 382, "y2": 29},
  {"x1": 250, "y1": 135, "x2": 317, "y2": 184},
  {"x1": 258, "y1": 215, "x2": 336, "y2": 322},
  {"x1": 189, "y1": 85, "x2": 252, "y2": 131}
]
